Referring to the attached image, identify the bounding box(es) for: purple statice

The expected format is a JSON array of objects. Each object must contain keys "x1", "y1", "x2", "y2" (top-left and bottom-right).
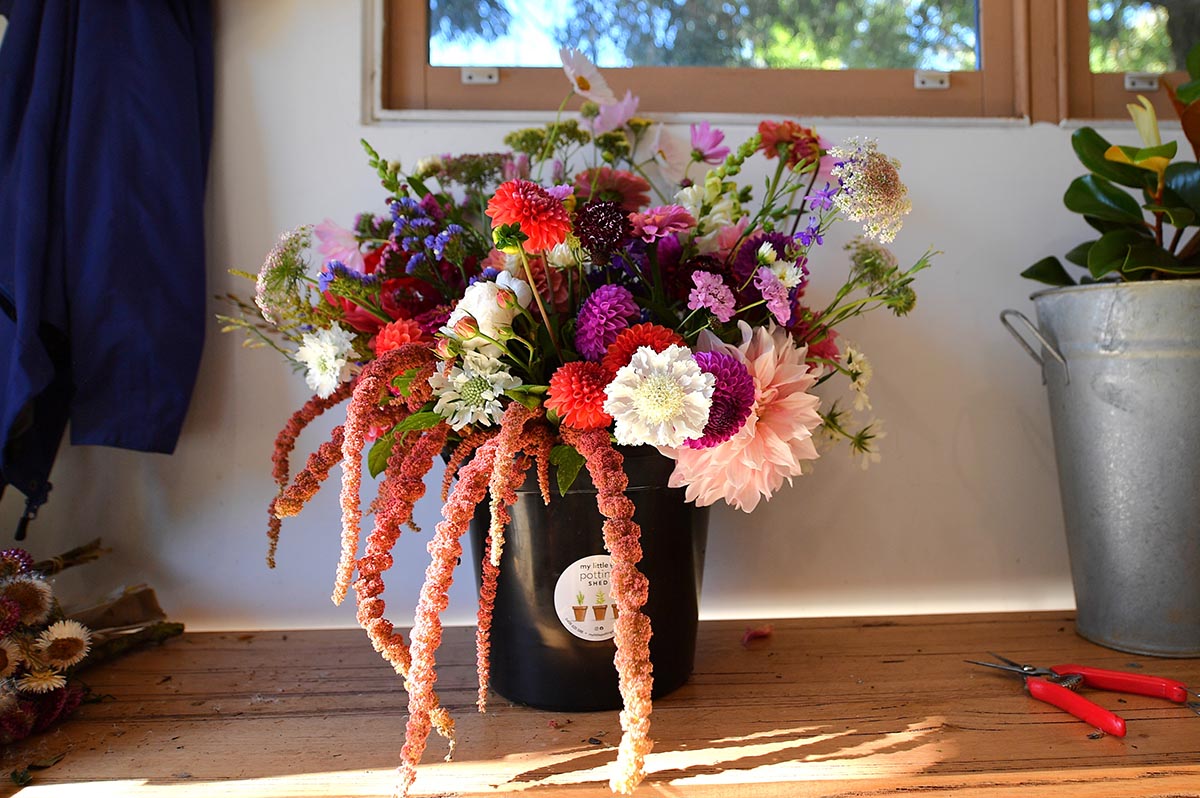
[
  {"x1": 319, "y1": 259, "x2": 378, "y2": 293},
  {"x1": 575, "y1": 284, "x2": 640, "y2": 361},
  {"x1": 687, "y1": 271, "x2": 736, "y2": 323},
  {"x1": 805, "y1": 182, "x2": 837, "y2": 211},
  {"x1": 425, "y1": 223, "x2": 464, "y2": 261},
  {"x1": 685, "y1": 351, "x2": 755, "y2": 449},
  {"x1": 754, "y1": 267, "x2": 792, "y2": 326},
  {"x1": 796, "y1": 217, "x2": 824, "y2": 248}
]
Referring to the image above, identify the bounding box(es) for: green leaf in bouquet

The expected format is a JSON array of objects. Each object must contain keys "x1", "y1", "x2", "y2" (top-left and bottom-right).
[
  {"x1": 1165, "y1": 163, "x2": 1200, "y2": 215},
  {"x1": 1021, "y1": 256, "x2": 1076, "y2": 286},
  {"x1": 550, "y1": 444, "x2": 586, "y2": 497},
  {"x1": 1064, "y1": 175, "x2": 1146, "y2": 224},
  {"x1": 368, "y1": 429, "x2": 396, "y2": 478},
  {"x1": 1087, "y1": 228, "x2": 1153, "y2": 279},
  {"x1": 395, "y1": 411, "x2": 445, "y2": 434},
  {"x1": 1103, "y1": 141, "x2": 1176, "y2": 178},
  {"x1": 1063, "y1": 241, "x2": 1094, "y2": 267},
  {"x1": 1142, "y1": 204, "x2": 1197, "y2": 228},
  {"x1": 1071, "y1": 128, "x2": 1156, "y2": 189},
  {"x1": 392, "y1": 367, "x2": 424, "y2": 398}
]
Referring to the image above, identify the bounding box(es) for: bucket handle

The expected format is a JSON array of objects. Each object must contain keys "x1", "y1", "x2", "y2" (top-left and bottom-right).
[{"x1": 999, "y1": 309, "x2": 1069, "y2": 384}]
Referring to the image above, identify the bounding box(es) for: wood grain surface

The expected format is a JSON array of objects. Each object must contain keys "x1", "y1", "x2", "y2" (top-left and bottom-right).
[{"x1": 3, "y1": 612, "x2": 1198, "y2": 797}]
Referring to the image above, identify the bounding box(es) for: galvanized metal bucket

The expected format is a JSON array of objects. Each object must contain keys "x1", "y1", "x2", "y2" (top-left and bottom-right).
[{"x1": 1002, "y1": 280, "x2": 1200, "y2": 657}]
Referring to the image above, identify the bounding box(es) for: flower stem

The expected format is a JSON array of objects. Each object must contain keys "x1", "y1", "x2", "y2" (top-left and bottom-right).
[{"x1": 517, "y1": 249, "x2": 565, "y2": 363}]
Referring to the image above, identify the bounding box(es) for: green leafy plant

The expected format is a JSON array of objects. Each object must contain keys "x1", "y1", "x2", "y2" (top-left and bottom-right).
[{"x1": 1025, "y1": 42, "x2": 1200, "y2": 286}]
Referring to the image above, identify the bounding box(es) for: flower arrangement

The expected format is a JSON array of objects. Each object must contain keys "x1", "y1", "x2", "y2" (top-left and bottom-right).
[
  {"x1": 224, "y1": 49, "x2": 933, "y2": 795},
  {"x1": 0, "y1": 546, "x2": 95, "y2": 745},
  {"x1": 1024, "y1": 42, "x2": 1200, "y2": 285}
]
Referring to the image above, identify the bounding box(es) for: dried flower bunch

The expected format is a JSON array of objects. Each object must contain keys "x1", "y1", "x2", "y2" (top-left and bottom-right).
[
  {"x1": 0, "y1": 548, "x2": 92, "y2": 745},
  {"x1": 226, "y1": 48, "x2": 933, "y2": 795}
]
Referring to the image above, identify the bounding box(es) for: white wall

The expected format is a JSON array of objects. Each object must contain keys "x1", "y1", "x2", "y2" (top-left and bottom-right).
[{"x1": 0, "y1": 1, "x2": 1145, "y2": 630}]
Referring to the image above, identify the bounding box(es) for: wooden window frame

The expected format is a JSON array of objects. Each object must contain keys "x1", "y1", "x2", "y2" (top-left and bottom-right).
[{"x1": 373, "y1": 0, "x2": 1186, "y2": 123}]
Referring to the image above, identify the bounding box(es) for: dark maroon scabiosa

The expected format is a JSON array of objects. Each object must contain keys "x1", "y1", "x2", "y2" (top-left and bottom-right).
[
  {"x1": 685, "y1": 351, "x2": 755, "y2": 449},
  {"x1": 573, "y1": 201, "x2": 631, "y2": 266}
]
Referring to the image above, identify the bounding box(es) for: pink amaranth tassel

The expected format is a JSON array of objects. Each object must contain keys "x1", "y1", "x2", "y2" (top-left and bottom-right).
[
  {"x1": 562, "y1": 427, "x2": 655, "y2": 795},
  {"x1": 273, "y1": 426, "x2": 345, "y2": 518},
  {"x1": 398, "y1": 436, "x2": 501, "y2": 797},
  {"x1": 266, "y1": 380, "x2": 356, "y2": 567}
]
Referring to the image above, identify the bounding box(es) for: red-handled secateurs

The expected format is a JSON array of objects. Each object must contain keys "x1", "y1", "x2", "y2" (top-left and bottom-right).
[{"x1": 966, "y1": 652, "x2": 1199, "y2": 737}]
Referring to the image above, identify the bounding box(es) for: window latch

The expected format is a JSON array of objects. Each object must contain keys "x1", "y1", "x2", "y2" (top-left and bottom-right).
[
  {"x1": 914, "y1": 70, "x2": 950, "y2": 90},
  {"x1": 461, "y1": 67, "x2": 499, "y2": 85},
  {"x1": 1124, "y1": 72, "x2": 1159, "y2": 92}
]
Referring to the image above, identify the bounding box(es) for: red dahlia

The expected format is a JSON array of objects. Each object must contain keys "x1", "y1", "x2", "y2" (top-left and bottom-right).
[
  {"x1": 485, "y1": 179, "x2": 572, "y2": 252},
  {"x1": 546, "y1": 361, "x2": 613, "y2": 430},
  {"x1": 600, "y1": 323, "x2": 686, "y2": 374}
]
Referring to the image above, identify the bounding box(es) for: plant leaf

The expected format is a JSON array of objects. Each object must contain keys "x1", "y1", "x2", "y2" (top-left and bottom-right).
[
  {"x1": 394, "y1": 411, "x2": 445, "y2": 434},
  {"x1": 1122, "y1": 241, "x2": 1195, "y2": 275},
  {"x1": 1165, "y1": 162, "x2": 1200, "y2": 215},
  {"x1": 1071, "y1": 128, "x2": 1156, "y2": 189},
  {"x1": 1021, "y1": 256, "x2": 1075, "y2": 286},
  {"x1": 1064, "y1": 175, "x2": 1146, "y2": 225},
  {"x1": 367, "y1": 429, "x2": 396, "y2": 478},
  {"x1": 1083, "y1": 215, "x2": 1129, "y2": 234},
  {"x1": 549, "y1": 444, "x2": 586, "y2": 496},
  {"x1": 1064, "y1": 241, "x2": 1094, "y2": 267},
  {"x1": 1087, "y1": 228, "x2": 1151, "y2": 279},
  {"x1": 1178, "y1": 79, "x2": 1200, "y2": 106},
  {"x1": 1143, "y1": 204, "x2": 1197, "y2": 228}
]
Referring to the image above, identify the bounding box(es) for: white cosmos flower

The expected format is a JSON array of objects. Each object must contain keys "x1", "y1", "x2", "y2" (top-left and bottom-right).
[
  {"x1": 429, "y1": 351, "x2": 521, "y2": 431},
  {"x1": 559, "y1": 47, "x2": 616, "y2": 105},
  {"x1": 295, "y1": 322, "x2": 357, "y2": 399},
  {"x1": 603, "y1": 345, "x2": 715, "y2": 447},
  {"x1": 442, "y1": 272, "x2": 532, "y2": 357}
]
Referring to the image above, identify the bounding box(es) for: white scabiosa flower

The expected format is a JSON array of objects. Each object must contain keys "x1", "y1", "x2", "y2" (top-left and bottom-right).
[
  {"x1": 603, "y1": 345, "x2": 715, "y2": 447},
  {"x1": 295, "y1": 322, "x2": 357, "y2": 398},
  {"x1": 37, "y1": 619, "x2": 92, "y2": 669},
  {"x1": 429, "y1": 351, "x2": 521, "y2": 431},
  {"x1": 0, "y1": 637, "x2": 22, "y2": 679}
]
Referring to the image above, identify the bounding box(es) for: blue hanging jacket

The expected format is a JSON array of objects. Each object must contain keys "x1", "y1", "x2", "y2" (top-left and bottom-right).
[{"x1": 0, "y1": 0, "x2": 213, "y2": 536}]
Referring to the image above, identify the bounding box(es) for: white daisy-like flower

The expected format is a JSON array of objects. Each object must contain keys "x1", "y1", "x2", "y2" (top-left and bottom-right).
[
  {"x1": 674, "y1": 173, "x2": 741, "y2": 254},
  {"x1": 0, "y1": 575, "x2": 53, "y2": 626},
  {"x1": 844, "y1": 346, "x2": 874, "y2": 411},
  {"x1": 0, "y1": 637, "x2": 22, "y2": 679},
  {"x1": 559, "y1": 47, "x2": 616, "y2": 105},
  {"x1": 37, "y1": 620, "x2": 92, "y2": 669},
  {"x1": 295, "y1": 322, "x2": 357, "y2": 399},
  {"x1": 17, "y1": 667, "x2": 66, "y2": 694},
  {"x1": 429, "y1": 351, "x2": 521, "y2": 431},
  {"x1": 603, "y1": 345, "x2": 715, "y2": 447}
]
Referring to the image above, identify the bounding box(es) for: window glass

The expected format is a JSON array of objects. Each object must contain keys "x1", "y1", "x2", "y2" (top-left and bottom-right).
[
  {"x1": 1088, "y1": 0, "x2": 1198, "y2": 73},
  {"x1": 428, "y1": 0, "x2": 980, "y2": 71}
]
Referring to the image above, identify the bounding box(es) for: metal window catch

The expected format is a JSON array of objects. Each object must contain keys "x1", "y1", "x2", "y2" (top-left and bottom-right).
[
  {"x1": 460, "y1": 67, "x2": 498, "y2": 85},
  {"x1": 1124, "y1": 72, "x2": 1159, "y2": 92},
  {"x1": 1000, "y1": 309, "x2": 1069, "y2": 385},
  {"x1": 914, "y1": 70, "x2": 950, "y2": 90}
]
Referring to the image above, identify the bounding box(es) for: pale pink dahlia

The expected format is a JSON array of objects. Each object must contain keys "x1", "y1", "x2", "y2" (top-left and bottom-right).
[{"x1": 660, "y1": 322, "x2": 822, "y2": 512}]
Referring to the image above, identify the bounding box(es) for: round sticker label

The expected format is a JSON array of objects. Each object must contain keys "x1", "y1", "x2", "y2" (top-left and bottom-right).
[{"x1": 553, "y1": 554, "x2": 617, "y2": 641}]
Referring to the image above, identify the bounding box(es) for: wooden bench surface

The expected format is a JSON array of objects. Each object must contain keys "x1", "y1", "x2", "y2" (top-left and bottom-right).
[{"x1": 3, "y1": 612, "x2": 1199, "y2": 797}]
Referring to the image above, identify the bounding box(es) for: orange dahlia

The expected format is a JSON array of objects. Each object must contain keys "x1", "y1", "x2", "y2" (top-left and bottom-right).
[
  {"x1": 372, "y1": 317, "x2": 426, "y2": 354},
  {"x1": 600, "y1": 323, "x2": 685, "y2": 374},
  {"x1": 546, "y1": 361, "x2": 613, "y2": 430},
  {"x1": 573, "y1": 167, "x2": 651, "y2": 213},
  {"x1": 758, "y1": 120, "x2": 822, "y2": 171},
  {"x1": 485, "y1": 180, "x2": 572, "y2": 252}
]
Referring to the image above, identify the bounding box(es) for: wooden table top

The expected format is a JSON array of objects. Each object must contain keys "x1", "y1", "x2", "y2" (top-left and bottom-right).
[{"x1": 3, "y1": 612, "x2": 1198, "y2": 797}]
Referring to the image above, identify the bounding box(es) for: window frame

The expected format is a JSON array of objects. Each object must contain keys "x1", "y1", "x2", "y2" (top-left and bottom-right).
[{"x1": 369, "y1": 0, "x2": 1188, "y2": 123}]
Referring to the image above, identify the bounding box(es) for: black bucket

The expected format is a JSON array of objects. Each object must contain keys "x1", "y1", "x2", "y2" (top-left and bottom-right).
[{"x1": 468, "y1": 446, "x2": 709, "y2": 712}]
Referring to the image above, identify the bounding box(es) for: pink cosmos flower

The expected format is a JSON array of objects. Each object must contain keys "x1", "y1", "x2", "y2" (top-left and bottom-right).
[
  {"x1": 687, "y1": 271, "x2": 736, "y2": 323},
  {"x1": 629, "y1": 204, "x2": 695, "y2": 243},
  {"x1": 660, "y1": 322, "x2": 822, "y2": 512},
  {"x1": 591, "y1": 90, "x2": 639, "y2": 134},
  {"x1": 690, "y1": 121, "x2": 730, "y2": 164},
  {"x1": 559, "y1": 47, "x2": 616, "y2": 105},
  {"x1": 314, "y1": 218, "x2": 364, "y2": 272}
]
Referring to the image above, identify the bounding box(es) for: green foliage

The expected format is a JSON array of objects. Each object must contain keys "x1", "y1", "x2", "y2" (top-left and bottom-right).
[
  {"x1": 1027, "y1": 39, "x2": 1200, "y2": 286},
  {"x1": 549, "y1": 444, "x2": 586, "y2": 496}
]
